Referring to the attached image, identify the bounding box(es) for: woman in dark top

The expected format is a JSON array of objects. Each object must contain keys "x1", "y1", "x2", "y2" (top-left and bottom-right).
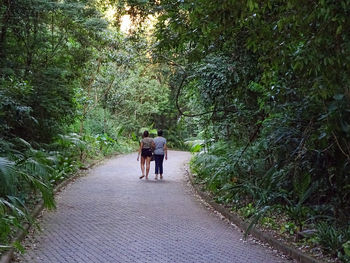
[{"x1": 137, "y1": 130, "x2": 155, "y2": 179}]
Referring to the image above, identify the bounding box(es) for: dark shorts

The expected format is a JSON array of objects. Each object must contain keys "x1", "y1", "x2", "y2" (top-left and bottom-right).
[{"x1": 141, "y1": 148, "x2": 153, "y2": 158}]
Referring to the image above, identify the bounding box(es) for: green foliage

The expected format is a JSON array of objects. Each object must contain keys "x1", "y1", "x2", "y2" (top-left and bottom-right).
[
  {"x1": 260, "y1": 216, "x2": 279, "y2": 230},
  {"x1": 0, "y1": 0, "x2": 183, "y2": 253},
  {"x1": 185, "y1": 139, "x2": 204, "y2": 153},
  {"x1": 106, "y1": 64, "x2": 171, "y2": 133},
  {"x1": 191, "y1": 139, "x2": 349, "y2": 258},
  {"x1": 139, "y1": 127, "x2": 157, "y2": 137},
  {"x1": 0, "y1": 197, "x2": 28, "y2": 246},
  {"x1": 281, "y1": 222, "x2": 297, "y2": 236},
  {"x1": 0, "y1": 128, "x2": 128, "y2": 250},
  {"x1": 0, "y1": 139, "x2": 57, "y2": 248},
  {"x1": 343, "y1": 241, "x2": 350, "y2": 262},
  {"x1": 122, "y1": 1, "x2": 350, "y2": 260},
  {"x1": 0, "y1": 0, "x2": 120, "y2": 250},
  {"x1": 0, "y1": 0, "x2": 108, "y2": 142},
  {"x1": 239, "y1": 203, "x2": 256, "y2": 218},
  {"x1": 2, "y1": 0, "x2": 349, "y2": 261},
  {"x1": 316, "y1": 223, "x2": 350, "y2": 258},
  {"x1": 0, "y1": 157, "x2": 16, "y2": 197}
]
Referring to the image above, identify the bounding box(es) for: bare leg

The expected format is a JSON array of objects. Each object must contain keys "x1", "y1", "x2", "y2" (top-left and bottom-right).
[
  {"x1": 145, "y1": 157, "x2": 151, "y2": 179},
  {"x1": 140, "y1": 156, "x2": 145, "y2": 178}
]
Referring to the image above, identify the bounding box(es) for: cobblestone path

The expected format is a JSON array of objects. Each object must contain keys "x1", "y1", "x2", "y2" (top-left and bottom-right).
[{"x1": 16, "y1": 151, "x2": 292, "y2": 263}]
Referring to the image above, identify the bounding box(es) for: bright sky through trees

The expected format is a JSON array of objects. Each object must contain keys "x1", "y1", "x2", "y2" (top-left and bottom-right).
[{"x1": 120, "y1": 15, "x2": 132, "y2": 33}]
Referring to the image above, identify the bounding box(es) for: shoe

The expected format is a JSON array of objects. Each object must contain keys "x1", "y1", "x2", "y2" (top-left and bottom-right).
[
  {"x1": 160, "y1": 175, "x2": 163, "y2": 179},
  {"x1": 139, "y1": 175, "x2": 145, "y2": 179},
  {"x1": 155, "y1": 175, "x2": 158, "y2": 180}
]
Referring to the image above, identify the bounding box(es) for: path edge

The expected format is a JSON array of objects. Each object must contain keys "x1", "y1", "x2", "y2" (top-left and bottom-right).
[
  {"x1": 0, "y1": 158, "x2": 107, "y2": 263},
  {"x1": 186, "y1": 168, "x2": 326, "y2": 263}
]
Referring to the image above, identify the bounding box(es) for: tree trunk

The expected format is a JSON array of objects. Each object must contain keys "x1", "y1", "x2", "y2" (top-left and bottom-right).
[
  {"x1": 79, "y1": 58, "x2": 102, "y2": 135},
  {"x1": 0, "y1": 0, "x2": 11, "y2": 69}
]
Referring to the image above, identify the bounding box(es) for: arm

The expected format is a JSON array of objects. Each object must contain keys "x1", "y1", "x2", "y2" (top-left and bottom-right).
[
  {"x1": 137, "y1": 141, "x2": 143, "y2": 161},
  {"x1": 164, "y1": 143, "x2": 168, "y2": 160}
]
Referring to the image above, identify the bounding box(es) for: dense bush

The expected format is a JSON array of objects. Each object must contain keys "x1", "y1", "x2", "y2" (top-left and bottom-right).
[
  {"x1": 120, "y1": 0, "x2": 350, "y2": 260},
  {"x1": 0, "y1": 130, "x2": 126, "y2": 250},
  {"x1": 0, "y1": 0, "x2": 182, "y2": 253},
  {"x1": 0, "y1": 0, "x2": 114, "y2": 252}
]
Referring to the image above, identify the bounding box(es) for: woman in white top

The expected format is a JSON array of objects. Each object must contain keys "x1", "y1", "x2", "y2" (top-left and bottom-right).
[
  {"x1": 153, "y1": 129, "x2": 168, "y2": 180},
  {"x1": 137, "y1": 130, "x2": 155, "y2": 179}
]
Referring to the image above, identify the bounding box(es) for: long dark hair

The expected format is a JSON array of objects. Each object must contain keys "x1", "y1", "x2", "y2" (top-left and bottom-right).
[{"x1": 143, "y1": 130, "x2": 149, "y2": 138}]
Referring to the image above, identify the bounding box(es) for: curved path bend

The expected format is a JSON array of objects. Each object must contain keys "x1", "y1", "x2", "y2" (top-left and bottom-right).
[{"x1": 16, "y1": 151, "x2": 292, "y2": 263}]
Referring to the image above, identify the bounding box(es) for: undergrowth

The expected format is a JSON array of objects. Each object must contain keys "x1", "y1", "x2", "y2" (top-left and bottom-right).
[{"x1": 190, "y1": 140, "x2": 350, "y2": 262}]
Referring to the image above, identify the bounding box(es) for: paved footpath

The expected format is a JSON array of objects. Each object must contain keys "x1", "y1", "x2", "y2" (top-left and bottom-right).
[{"x1": 15, "y1": 151, "x2": 293, "y2": 263}]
